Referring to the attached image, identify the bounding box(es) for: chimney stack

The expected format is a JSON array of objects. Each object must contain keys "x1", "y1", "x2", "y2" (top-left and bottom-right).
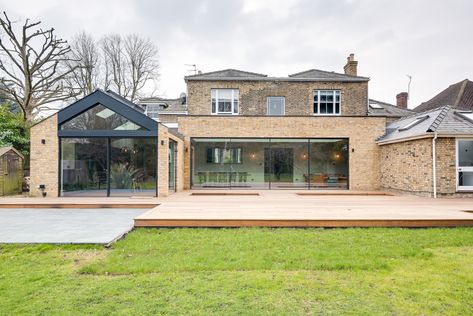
[
  {"x1": 396, "y1": 92, "x2": 408, "y2": 109},
  {"x1": 344, "y1": 53, "x2": 358, "y2": 76}
]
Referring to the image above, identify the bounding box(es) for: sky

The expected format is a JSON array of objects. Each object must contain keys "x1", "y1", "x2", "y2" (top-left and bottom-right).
[{"x1": 1, "y1": 0, "x2": 473, "y2": 109}]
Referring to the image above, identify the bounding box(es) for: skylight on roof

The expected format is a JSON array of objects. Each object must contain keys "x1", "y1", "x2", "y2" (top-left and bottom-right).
[
  {"x1": 398, "y1": 115, "x2": 429, "y2": 131},
  {"x1": 96, "y1": 108, "x2": 115, "y2": 119},
  {"x1": 457, "y1": 111, "x2": 473, "y2": 122},
  {"x1": 369, "y1": 103, "x2": 383, "y2": 109}
]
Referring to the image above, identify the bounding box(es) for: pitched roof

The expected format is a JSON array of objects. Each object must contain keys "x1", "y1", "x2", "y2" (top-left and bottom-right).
[
  {"x1": 377, "y1": 105, "x2": 473, "y2": 143},
  {"x1": 0, "y1": 146, "x2": 24, "y2": 159},
  {"x1": 368, "y1": 99, "x2": 415, "y2": 118},
  {"x1": 138, "y1": 97, "x2": 187, "y2": 114},
  {"x1": 414, "y1": 79, "x2": 473, "y2": 112},
  {"x1": 185, "y1": 68, "x2": 369, "y2": 82},
  {"x1": 185, "y1": 69, "x2": 268, "y2": 80},
  {"x1": 289, "y1": 68, "x2": 369, "y2": 80}
]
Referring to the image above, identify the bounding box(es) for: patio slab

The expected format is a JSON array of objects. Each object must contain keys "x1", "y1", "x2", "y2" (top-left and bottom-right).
[
  {"x1": 0, "y1": 208, "x2": 148, "y2": 244},
  {"x1": 135, "y1": 190, "x2": 473, "y2": 227}
]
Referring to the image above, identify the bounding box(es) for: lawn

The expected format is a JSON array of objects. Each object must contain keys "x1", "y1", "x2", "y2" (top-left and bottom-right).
[{"x1": 1, "y1": 228, "x2": 473, "y2": 315}]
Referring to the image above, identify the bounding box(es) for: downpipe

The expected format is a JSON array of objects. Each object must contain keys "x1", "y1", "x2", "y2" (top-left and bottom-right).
[{"x1": 432, "y1": 132, "x2": 438, "y2": 198}]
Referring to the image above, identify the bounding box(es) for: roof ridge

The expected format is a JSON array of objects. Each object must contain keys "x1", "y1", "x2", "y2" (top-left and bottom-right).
[
  {"x1": 185, "y1": 68, "x2": 268, "y2": 78},
  {"x1": 453, "y1": 79, "x2": 469, "y2": 107},
  {"x1": 289, "y1": 68, "x2": 368, "y2": 79},
  {"x1": 427, "y1": 105, "x2": 451, "y2": 132}
]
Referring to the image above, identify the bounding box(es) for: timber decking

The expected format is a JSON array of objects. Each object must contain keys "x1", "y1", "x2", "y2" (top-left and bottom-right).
[{"x1": 134, "y1": 190, "x2": 473, "y2": 228}]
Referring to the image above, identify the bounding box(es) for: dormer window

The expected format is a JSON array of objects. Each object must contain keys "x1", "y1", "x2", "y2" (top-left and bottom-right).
[
  {"x1": 313, "y1": 90, "x2": 341, "y2": 115},
  {"x1": 211, "y1": 89, "x2": 239, "y2": 115},
  {"x1": 145, "y1": 103, "x2": 166, "y2": 119}
]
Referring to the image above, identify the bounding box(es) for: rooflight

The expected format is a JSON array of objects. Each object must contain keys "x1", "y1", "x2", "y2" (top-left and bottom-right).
[
  {"x1": 96, "y1": 108, "x2": 115, "y2": 119},
  {"x1": 457, "y1": 111, "x2": 473, "y2": 123},
  {"x1": 398, "y1": 115, "x2": 429, "y2": 131},
  {"x1": 369, "y1": 103, "x2": 383, "y2": 109}
]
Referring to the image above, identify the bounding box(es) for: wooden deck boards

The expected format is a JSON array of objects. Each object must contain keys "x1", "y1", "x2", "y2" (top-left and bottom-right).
[{"x1": 135, "y1": 190, "x2": 473, "y2": 228}]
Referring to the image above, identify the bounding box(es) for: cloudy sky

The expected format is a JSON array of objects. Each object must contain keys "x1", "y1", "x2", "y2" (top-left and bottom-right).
[{"x1": 2, "y1": 0, "x2": 472, "y2": 108}]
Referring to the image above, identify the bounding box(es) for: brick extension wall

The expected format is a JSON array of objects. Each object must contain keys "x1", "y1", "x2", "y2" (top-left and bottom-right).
[
  {"x1": 30, "y1": 114, "x2": 59, "y2": 197},
  {"x1": 380, "y1": 138, "x2": 433, "y2": 196},
  {"x1": 380, "y1": 137, "x2": 472, "y2": 197},
  {"x1": 178, "y1": 116, "x2": 386, "y2": 191},
  {"x1": 186, "y1": 80, "x2": 368, "y2": 116}
]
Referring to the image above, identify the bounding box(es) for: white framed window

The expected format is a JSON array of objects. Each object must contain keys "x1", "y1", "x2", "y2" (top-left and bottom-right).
[
  {"x1": 211, "y1": 89, "x2": 239, "y2": 115},
  {"x1": 267, "y1": 97, "x2": 285, "y2": 116},
  {"x1": 145, "y1": 104, "x2": 165, "y2": 119},
  {"x1": 456, "y1": 139, "x2": 473, "y2": 191},
  {"x1": 313, "y1": 90, "x2": 341, "y2": 115}
]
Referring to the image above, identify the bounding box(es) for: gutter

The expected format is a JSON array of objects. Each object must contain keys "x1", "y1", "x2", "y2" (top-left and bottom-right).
[{"x1": 432, "y1": 132, "x2": 438, "y2": 198}]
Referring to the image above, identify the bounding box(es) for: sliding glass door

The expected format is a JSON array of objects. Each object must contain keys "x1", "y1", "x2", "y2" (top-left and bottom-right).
[
  {"x1": 60, "y1": 137, "x2": 157, "y2": 196},
  {"x1": 60, "y1": 138, "x2": 108, "y2": 196},
  {"x1": 191, "y1": 138, "x2": 349, "y2": 190},
  {"x1": 457, "y1": 139, "x2": 473, "y2": 191}
]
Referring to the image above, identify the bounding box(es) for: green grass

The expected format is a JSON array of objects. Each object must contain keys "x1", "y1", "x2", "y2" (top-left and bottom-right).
[{"x1": 1, "y1": 228, "x2": 473, "y2": 315}]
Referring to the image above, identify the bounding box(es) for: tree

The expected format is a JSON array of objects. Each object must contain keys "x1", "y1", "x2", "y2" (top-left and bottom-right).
[
  {"x1": 99, "y1": 33, "x2": 159, "y2": 101},
  {"x1": 0, "y1": 11, "x2": 79, "y2": 124},
  {"x1": 65, "y1": 31, "x2": 100, "y2": 99},
  {"x1": 0, "y1": 102, "x2": 29, "y2": 158}
]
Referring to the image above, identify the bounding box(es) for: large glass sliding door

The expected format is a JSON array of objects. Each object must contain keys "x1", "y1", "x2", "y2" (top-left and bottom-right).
[
  {"x1": 457, "y1": 139, "x2": 473, "y2": 191},
  {"x1": 266, "y1": 139, "x2": 308, "y2": 189},
  {"x1": 61, "y1": 138, "x2": 108, "y2": 196},
  {"x1": 109, "y1": 138, "x2": 157, "y2": 196},
  {"x1": 191, "y1": 138, "x2": 349, "y2": 190},
  {"x1": 60, "y1": 137, "x2": 156, "y2": 196},
  {"x1": 309, "y1": 139, "x2": 349, "y2": 189}
]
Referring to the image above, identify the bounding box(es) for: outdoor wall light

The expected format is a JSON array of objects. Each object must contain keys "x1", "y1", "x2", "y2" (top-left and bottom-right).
[
  {"x1": 41, "y1": 139, "x2": 46, "y2": 144},
  {"x1": 302, "y1": 153, "x2": 307, "y2": 159},
  {"x1": 161, "y1": 140, "x2": 165, "y2": 146},
  {"x1": 250, "y1": 153, "x2": 256, "y2": 159}
]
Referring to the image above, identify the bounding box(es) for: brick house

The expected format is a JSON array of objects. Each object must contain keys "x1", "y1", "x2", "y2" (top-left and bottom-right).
[{"x1": 29, "y1": 55, "x2": 473, "y2": 198}]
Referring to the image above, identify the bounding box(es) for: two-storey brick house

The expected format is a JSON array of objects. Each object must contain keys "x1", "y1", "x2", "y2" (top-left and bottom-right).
[{"x1": 178, "y1": 54, "x2": 386, "y2": 191}]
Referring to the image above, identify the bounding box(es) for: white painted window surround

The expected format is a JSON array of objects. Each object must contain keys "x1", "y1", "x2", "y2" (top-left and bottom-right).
[{"x1": 211, "y1": 89, "x2": 239, "y2": 115}]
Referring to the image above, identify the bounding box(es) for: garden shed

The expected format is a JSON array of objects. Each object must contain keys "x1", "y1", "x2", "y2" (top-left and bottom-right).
[{"x1": 0, "y1": 147, "x2": 24, "y2": 196}]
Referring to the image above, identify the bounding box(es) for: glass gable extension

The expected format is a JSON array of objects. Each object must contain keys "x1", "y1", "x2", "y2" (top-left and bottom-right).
[
  {"x1": 59, "y1": 100, "x2": 157, "y2": 197},
  {"x1": 191, "y1": 138, "x2": 349, "y2": 189}
]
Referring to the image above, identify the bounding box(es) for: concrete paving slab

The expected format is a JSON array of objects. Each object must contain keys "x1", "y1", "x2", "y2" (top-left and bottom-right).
[{"x1": 0, "y1": 208, "x2": 148, "y2": 244}]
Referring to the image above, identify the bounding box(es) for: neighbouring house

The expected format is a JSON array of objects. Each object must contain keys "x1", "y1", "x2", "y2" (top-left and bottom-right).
[
  {"x1": 138, "y1": 94, "x2": 188, "y2": 129},
  {"x1": 28, "y1": 54, "x2": 473, "y2": 198},
  {"x1": 414, "y1": 79, "x2": 473, "y2": 112},
  {"x1": 368, "y1": 98, "x2": 414, "y2": 123},
  {"x1": 0, "y1": 147, "x2": 24, "y2": 196}
]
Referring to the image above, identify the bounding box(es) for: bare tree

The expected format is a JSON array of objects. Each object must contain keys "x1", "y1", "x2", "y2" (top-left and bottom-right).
[
  {"x1": 101, "y1": 34, "x2": 128, "y2": 97},
  {"x1": 124, "y1": 34, "x2": 159, "y2": 101},
  {"x1": 100, "y1": 33, "x2": 159, "y2": 101},
  {"x1": 66, "y1": 31, "x2": 100, "y2": 99},
  {"x1": 0, "y1": 12, "x2": 79, "y2": 123}
]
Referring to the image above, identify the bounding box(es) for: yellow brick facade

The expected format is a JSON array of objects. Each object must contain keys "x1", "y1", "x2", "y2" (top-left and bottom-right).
[
  {"x1": 30, "y1": 114, "x2": 59, "y2": 197},
  {"x1": 186, "y1": 80, "x2": 368, "y2": 116}
]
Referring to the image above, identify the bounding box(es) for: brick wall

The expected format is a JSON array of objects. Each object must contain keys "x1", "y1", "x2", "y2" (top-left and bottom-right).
[
  {"x1": 157, "y1": 123, "x2": 185, "y2": 197},
  {"x1": 380, "y1": 138, "x2": 433, "y2": 196},
  {"x1": 186, "y1": 80, "x2": 368, "y2": 116},
  {"x1": 178, "y1": 116, "x2": 385, "y2": 190},
  {"x1": 30, "y1": 114, "x2": 59, "y2": 197},
  {"x1": 379, "y1": 137, "x2": 471, "y2": 197}
]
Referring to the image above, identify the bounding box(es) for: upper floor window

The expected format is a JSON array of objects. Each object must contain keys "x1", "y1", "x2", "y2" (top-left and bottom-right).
[
  {"x1": 211, "y1": 89, "x2": 239, "y2": 115},
  {"x1": 267, "y1": 97, "x2": 285, "y2": 116},
  {"x1": 314, "y1": 90, "x2": 341, "y2": 115},
  {"x1": 145, "y1": 104, "x2": 163, "y2": 119}
]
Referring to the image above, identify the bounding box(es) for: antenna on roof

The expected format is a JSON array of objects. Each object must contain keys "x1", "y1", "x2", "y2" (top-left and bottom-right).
[
  {"x1": 406, "y1": 75, "x2": 412, "y2": 100},
  {"x1": 185, "y1": 64, "x2": 198, "y2": 75}
]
